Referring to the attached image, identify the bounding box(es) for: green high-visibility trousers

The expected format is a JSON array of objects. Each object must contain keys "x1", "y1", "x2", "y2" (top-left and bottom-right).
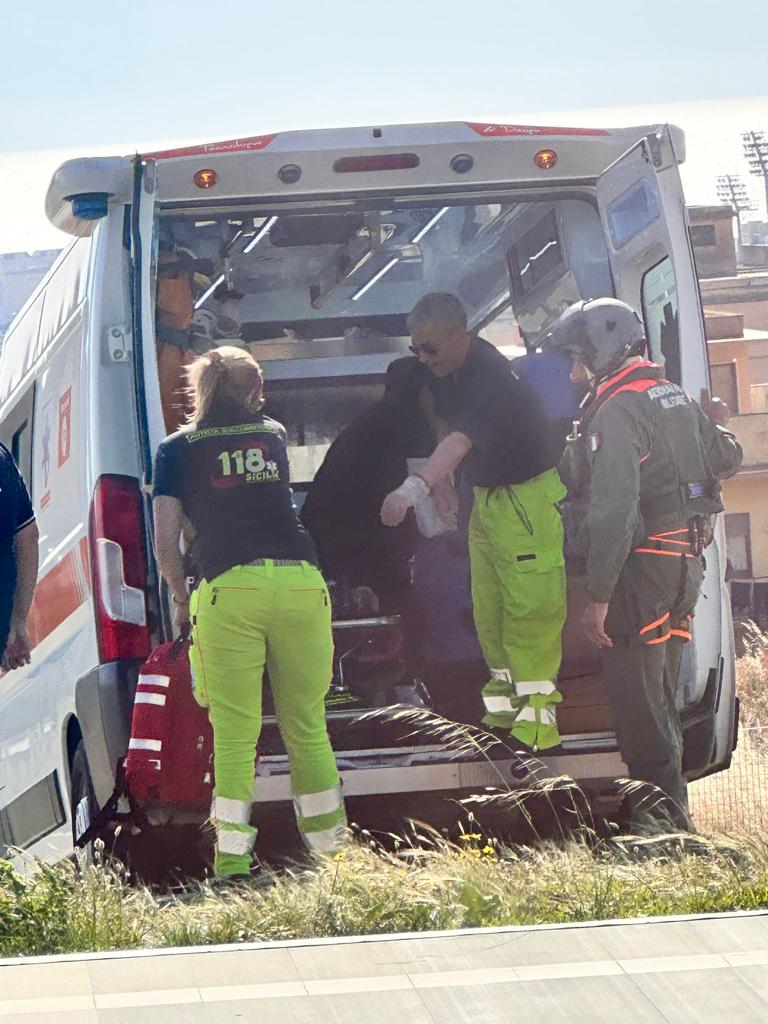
[
  {"x1": 468, "y1": 469, "x2": 567, "y2": 750},
  {"x1": 188, "y1": 561, "x2": 346, "y2": 877}
]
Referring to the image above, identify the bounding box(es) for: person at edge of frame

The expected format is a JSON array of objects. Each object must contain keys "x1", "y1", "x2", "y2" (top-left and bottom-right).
[
  {"x1": 380, "y1": 292, "x2": 567, "y2": 754},
  {"x1": 0, "y1": 442, "x2": 39, "y2": 673},
  {"x1": 548, "y1": 297, "x2": 742, "y2": 832},
  {"x1": 152, "y1": 346, "x2": 346, "y2": 880}
]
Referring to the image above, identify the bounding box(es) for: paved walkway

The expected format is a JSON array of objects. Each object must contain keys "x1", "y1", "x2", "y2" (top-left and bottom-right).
[{"x1": 1, "y1": 911, "x2": 767, "y2": 1022}]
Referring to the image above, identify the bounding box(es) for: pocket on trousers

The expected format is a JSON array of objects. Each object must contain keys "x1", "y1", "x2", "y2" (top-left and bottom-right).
[
  {"x1": 284, "y1": 587, "x2": 330, "y2": 612},
  {"x1": 512, "y1": 549, "x2": 565, "y2": 573}
]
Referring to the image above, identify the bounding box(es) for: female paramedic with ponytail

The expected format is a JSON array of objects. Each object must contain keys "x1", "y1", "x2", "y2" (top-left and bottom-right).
[{"x1": 152, "y1": 346, "x2": 346, "y2": 880}]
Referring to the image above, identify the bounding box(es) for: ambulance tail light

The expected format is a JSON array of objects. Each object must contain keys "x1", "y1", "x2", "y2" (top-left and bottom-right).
[{"x1": 89, "y1": 474, "x2": 151, "y2": 662}]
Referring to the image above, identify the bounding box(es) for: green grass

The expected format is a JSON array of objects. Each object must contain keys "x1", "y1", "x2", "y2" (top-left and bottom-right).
[{"x1": 2, "y1": 828, "x2": 768, "y2": 958}]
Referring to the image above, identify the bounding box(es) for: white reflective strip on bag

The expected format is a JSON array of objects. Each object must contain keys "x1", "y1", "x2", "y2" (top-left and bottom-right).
[
  {"x1": 294, "y1": 786, "x2": 343, "y2": 820},
  {"x1": 516, "y1": 706, "x2": 557, "y2": 725},
  {"x1": 303, "y1": 823, "x2": 346, "y2": 854},
  {"x1": 490, "y1": 667, "x2": 513, "y2": 684},
  {"x1": 483, "y1": 695, "x2": 515, "y2": 714},
  {"x1": 139, "y1": 674, "x2": 171, "y2": 688},
  {"x1": 134, "y1": 692, "x2": 167, "y2": 707},
  {"x1": 515, "y1": 680, "x2": 555, "y2": 697},
  {"x1": 214, "y1": 796, "x2": 251, "y2": 826},
  {"x1": 128, "y1": 738, "x2": 162, "y2": 752},
  {"x1": 217, "y1": 827, "x2": 256, "y2": 856}
]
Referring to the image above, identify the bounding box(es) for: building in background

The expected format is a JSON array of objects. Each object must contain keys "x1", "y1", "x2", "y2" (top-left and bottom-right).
[
  {"x1": 708, "y1": 317, "x2": 768, "y2": 624},
  {"x1": 689, "y1": 204, "x2": 768, "y2": 332},
  {"x1": 0, "y1": 249, "x2": 60, "y2": 338},
  {"x1": 742, "y1": 220, "x2": 768, "y2": 246},
  {"x1": 693, "y1": 205, "x2": 768, "y2": 624},
  {"x1": 689, "y1": 205, "x2": 739, "y2": 278}
]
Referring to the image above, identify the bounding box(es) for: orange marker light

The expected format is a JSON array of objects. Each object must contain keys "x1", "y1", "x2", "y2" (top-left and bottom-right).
[
  {"x1": 194, "y1": 168, "x2": 218, "y2": 189},
  {"x1": 534, "y1": 149, "x2": 558, "y2": 170}
]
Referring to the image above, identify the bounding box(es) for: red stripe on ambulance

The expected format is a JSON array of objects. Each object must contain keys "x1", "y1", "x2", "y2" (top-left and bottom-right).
[
  {"x1": 466, "y1": 122, "x2": 611, "y2": 137},
  {"x1": 27, "y1": 537, "x2": 91, "y2": 650},
  {"x1": 144, "y1": 134, "x2": 277, "y2": 160}
]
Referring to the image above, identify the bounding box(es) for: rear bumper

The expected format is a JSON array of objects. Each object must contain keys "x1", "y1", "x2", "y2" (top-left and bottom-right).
[
  {"x1": 254, "y1": 747, "x2": 626, "y2": 803},
  {"x1": 75, "y1": 660, "x2": 140, "y2": 807}
]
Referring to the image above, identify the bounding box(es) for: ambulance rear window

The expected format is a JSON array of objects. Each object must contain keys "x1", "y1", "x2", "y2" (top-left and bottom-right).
[{"x1": 607, "y1": 180, "x2": 661, "y2": 250}]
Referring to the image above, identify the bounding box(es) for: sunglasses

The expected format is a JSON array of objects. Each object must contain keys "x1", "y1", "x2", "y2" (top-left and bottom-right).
[{"x1": 408, "y1": 342, "x2": 439, "y2": 357}]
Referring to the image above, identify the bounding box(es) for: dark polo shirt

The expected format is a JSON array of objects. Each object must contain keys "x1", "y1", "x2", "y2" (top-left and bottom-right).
[
  {"x1": 153, "y1": 412, "x2": 317, "y2": 582},
  {"x1": 431, "y1": 336, "x2": 560, "y2": 487}
]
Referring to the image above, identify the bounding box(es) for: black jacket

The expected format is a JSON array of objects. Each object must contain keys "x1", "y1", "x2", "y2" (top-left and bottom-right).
[{"x1": 301, "y1": 385, "x2": 435, "y2": 610}]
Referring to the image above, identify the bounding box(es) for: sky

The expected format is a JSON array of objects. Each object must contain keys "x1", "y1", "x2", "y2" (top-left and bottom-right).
[{"x1": 1, "y1": 0, "x2": 768, "y2": 252}]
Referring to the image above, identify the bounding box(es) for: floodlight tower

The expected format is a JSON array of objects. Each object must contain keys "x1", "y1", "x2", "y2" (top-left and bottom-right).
[
  {"x1": 742, "y1": 130, "x2": 768, "y2": 222},
  {"x1": 716, "y1": 174, "x2": 755, "y2": 247}
]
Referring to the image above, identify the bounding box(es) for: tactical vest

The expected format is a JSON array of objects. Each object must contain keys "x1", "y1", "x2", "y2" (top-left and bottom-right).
[{"x1": 585, "y1": 362, "x2": 724, "y2": 532}]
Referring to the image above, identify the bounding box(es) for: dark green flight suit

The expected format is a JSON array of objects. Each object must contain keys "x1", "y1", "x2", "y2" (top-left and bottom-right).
[{"x1": 562, "y1": 362, "x2": 742, "y2": 829}]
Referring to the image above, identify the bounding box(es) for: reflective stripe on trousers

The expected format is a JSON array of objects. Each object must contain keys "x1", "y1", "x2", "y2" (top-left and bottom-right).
[
  {"x1": 481, "y1": 667, "x2": 519, "y2": 721},
  {"x1": 217, "y1": 827, "x2": 256, "y2": 857},
  {"x1": 515, "y1": 680, "x2": 555, "y2": 697},
  {"x1": 303, "y1": 822, "x2": 347, "y2": 853},
  {"x1": 294, "y1": 785, "x2": 343, "y2": 820},
  {"x1": 214, "y1": 795, "x2": 251, "y2": 826},
  {"x1": 514, "y1": 679, "x2": 561, "y2": 739},
  {"x1": 293, "y1": 784, "x2": 346, "y2": 854},
  {"x1": 515, "y1": 705, "x2": 557, "y2": 725},
  {"x1": 483, "y1": 694, "x2": 516, "y2": 714},
  {"x1": 213, "y1": 795, "x2": 257, "y2": 859},
  {"x1": 482, "y1": 677, "x2": 554, "y2": 716}
]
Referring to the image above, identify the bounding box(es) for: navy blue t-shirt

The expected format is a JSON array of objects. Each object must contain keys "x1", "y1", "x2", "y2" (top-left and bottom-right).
[
  {"x1": 153, "y1": 414, "x2": 317, "y2": 581},
  {"x1": 0, "y1": 442, "x2": 35, "y2": 638}
]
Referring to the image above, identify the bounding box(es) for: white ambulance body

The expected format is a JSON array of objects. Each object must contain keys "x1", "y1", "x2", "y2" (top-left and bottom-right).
[{"x1": 0, "y1": 120, "x2": 736, "y2": 862}]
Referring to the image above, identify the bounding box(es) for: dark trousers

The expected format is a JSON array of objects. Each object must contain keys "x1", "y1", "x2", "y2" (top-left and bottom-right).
[{"x1": 605, "y1": 549, "x2": 704, "y2": 830}]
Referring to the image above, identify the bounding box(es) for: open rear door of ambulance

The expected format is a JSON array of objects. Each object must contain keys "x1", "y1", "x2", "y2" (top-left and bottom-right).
[
  {"x1": 596, "y1": 126, "x2": 737, "y2": 779},
  {"x1": 130, "y1": 157, "x2": 167, "y2": 641},
  {"x1": 131, "y1": 157, "x2": 166, "y2": 474}
]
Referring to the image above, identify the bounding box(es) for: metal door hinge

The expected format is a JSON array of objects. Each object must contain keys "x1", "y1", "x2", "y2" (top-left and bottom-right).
[{"x1": 107, "y1": 325, "x2": 133, "y2": 362}]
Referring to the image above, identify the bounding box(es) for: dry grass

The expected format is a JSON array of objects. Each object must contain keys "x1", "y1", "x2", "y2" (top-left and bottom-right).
[
  {"x1": 734, "y1": 648, "x2": 768, "y2": 736},
  {"x1": 1, "y1": 828, "x2": 767, "y2": 958},
  {"x1": 689, "y1": 643, "x2": 768, "y2": 832}
]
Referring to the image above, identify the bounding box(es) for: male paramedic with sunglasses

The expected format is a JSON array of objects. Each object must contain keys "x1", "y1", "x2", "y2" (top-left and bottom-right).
[{"x1": 380, "y1": 292, "x2": 566, "y2": 752}]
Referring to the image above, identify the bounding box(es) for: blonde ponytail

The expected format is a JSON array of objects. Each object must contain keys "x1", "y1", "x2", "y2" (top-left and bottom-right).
[{"x1": 186, "y1": 346, "x2": 264, "y2": 425}]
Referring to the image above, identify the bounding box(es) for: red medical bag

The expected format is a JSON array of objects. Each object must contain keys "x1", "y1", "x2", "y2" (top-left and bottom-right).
[{"x1": 125, "y1": 636, "x2": 214, "y2": 811}]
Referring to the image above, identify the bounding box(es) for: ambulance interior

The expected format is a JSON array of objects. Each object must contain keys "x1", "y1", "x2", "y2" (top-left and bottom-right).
[{"x1": 152, "y1": 195, "x2": 689, "y2": 750}]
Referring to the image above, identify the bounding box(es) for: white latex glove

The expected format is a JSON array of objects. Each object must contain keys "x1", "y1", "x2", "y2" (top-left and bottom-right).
[{"x1": 380, "y1": 475, "x2": 430, "y2": 528}]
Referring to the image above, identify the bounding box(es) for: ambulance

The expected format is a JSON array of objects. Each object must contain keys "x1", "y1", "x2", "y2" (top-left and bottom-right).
[{"x1": 0, "y1": 120, "x2": 737, "y2": 862}]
